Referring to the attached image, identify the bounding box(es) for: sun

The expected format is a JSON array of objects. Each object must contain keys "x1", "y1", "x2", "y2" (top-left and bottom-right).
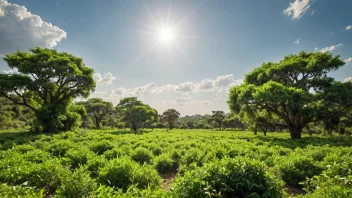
[{"x1": 157, "y1": 27, "x2": 175, "y2": 43}]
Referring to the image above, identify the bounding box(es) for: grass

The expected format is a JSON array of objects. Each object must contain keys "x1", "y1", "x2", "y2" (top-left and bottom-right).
[{"x1": 0, "y1": 129, "x2": 351, "y2": 197}]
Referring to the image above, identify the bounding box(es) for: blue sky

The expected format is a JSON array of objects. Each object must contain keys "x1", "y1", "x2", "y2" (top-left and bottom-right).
[{"x1": 1, "y1": 0, "x2": 351, "y2": 115}]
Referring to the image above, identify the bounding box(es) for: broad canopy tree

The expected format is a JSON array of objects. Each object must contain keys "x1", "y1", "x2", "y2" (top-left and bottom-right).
[
  {"x1": 209, "y1": 111, "x2": 226, "y2": 129},
  {"x1": 228, "y1": 51, "x2": 352, "y2": 139},
  {"x1": 116, "y1": 97, "x2": 157, "y2": 132},
  {"x1": 0, "y1": 47, "x2": 95, "y2": 132},
  {"x1": 77, "y1": 98, "x2": 113, "y2": 129},
  {"x1": 161, "y1": 109, "x2": 181, "y2": 129}
]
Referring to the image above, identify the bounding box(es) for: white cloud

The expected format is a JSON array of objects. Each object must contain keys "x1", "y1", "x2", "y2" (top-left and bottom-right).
[
  {"x1": 315, "y1": 44, "x2": 343, "y2": 53},
  {"x1": 93, "y1": 73, "x2": 117, "y2": 85},
  {"x1": 330, "y1": 31, "x2": 334, "y2": 36},
  {"x1": 346, "y1": 25, "x2": 352, "y2": 31},
  {"x1": 344, "y1": 57, "x2": 352, "y2": 64},
  {"x1": 163, "y1": 97, "x2": 212, "y2": 106},
  {"x1": 0, "y1": 0, "x2": 67, "y2": 54},
  {"x1": 198, "y1": 79, "x2": 214, "y2": 90},
  {"x1": 283, "y1": 0, "x2": 313, "y2": 20},
  {"x1": 344, "y1": 77, "x2": 352, "y2": 82},
  {"x1": 2, "y1": 68, "x2": 18, "y2": 74},
  {"x1": 293, "y1": 39, "x2": 300, "y2": 44},
  {"x1": 213, "y1": 74, "x2": 235, "y2": 87},
  {"x1": 102, "y1": 74, "x2": 243, "y2": 99},
  {"x1": 311, "y1": 10, "x2": 317, "y2": 15},
  {"x1": 174, "y1": 82, "x2": 195, "y2": 92}
]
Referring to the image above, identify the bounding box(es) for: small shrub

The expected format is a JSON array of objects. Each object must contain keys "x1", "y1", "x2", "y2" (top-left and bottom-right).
[
  {"x1": 277, "y1": 156, "x2": 323, "y2": 187},
  {"x1": 89, "y1": 140, "x2": 114, "y2": 155},
  {"x1": 154, "y1": 154, "x2": 177, "y2": 173},
  {"x1": 0, "y1": 184, "x2": 45, "y2": 198},
  {"x1": 98, "y1": 157, "x2": 160, "y2": 191},
  {"x1": 86, "y1": 156, "x2": 107, "y2": 178},
  {"x1": 131, "y1": 147, "x2": 153, "y2": 165},
  {"x1": 65, "y1": 147, "x2": 96, "y2": 169},
  {"x1": 45, "y1": 140, "x2": 74, "y2": 156},
  {"x1": 56, "y1": 167, "x2": 97, "y2": 198},
  {"x1": 172, "y1": 157, "x2": 284, "y2": 198}
]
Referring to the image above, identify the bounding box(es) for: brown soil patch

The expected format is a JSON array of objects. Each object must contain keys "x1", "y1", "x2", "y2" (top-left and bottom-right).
[
  {"x1": 285, "y1": 184, "x2": 306, "y2": 197},
  {"x1": 160, "y1": 171, "x2": 177, "y2": 191}
]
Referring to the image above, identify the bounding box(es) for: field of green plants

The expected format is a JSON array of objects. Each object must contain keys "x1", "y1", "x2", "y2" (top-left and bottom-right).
[{"x1": 0, "y1": 129, "x2": 351, "y2": 198}]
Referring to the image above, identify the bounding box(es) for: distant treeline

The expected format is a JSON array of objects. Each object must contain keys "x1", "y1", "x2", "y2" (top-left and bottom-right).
[{"x1": 1, "y1": 48, "x2": 352, "y2": 139}]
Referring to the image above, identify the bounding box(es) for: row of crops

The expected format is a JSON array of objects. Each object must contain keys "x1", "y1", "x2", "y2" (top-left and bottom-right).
[{"x1": 0, "y1": 129, "x2": 351, "y2": 197}]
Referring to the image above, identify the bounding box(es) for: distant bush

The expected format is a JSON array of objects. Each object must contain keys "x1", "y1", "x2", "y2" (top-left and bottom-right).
[
  {"x1": 98, "y1": 157, "x2": 160, "y2": 191},
  {"x1": 131, "y1": 147, "x2": 153, "y2": 165},
  {"x1": 172, "y1": 157, "x2": 284, "y2": 198}
]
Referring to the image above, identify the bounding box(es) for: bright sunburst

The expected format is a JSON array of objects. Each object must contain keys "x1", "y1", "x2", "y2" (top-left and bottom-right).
[
  {"x1": 121, "y1": 0, "x2": 211, "y2": 75},
  {"x1": 157, "y1": 27, "x2": 175, "y2": 43}
]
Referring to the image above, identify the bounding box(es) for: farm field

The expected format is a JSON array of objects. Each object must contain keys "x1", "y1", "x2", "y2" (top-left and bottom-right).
[{"x1": 0, "y1": 129, "x2": 351, "y2": 197}]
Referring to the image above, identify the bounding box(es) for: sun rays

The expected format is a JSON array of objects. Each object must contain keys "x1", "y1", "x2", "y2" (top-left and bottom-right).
[{"x1": 121, "y1": 0, "x2": 213, "y2": 75}]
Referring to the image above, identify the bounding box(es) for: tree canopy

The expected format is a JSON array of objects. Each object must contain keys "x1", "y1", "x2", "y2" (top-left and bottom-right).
[
  {"x1": 116, "y1": 97, "x2": 158, "y2": 132},
  {"x1": 228, "y1": 51, "x2": 352, "y2": 139},
  {"x1": 209, "y1": 111, "x2": 226, "y2": 129},
  {"x1": 161, "y1": 109, "x2": 181, "y2": 129},
  {"x1": 0, "y1": 47, "x2": 95, "y2": 132},
  {"x1": 77, "y1": 98, "x2": 113, "y2": 129}
]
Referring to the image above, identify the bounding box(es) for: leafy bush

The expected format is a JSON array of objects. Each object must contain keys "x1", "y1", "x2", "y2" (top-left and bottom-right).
[
  {"x1": 86, "y1": 156, "x2": 107, "y2": 178},
  {"x1": 89, "y1": 140, "x2": 114, "y2": 155},
  {"x1": 0, "y1": 184, "x2": 45, "y2": 198},
  {"x1": 154, "y1": 153, "x2": 177, "y2": 173},
  {"x1": 45, "y1": 140, "x2": 74, "y2": 156},
  {"x1": 64, "y1": 147, "x2": 96, "y2": 169},
  {"x1": 55, "y1": 167, "x2": 97, "y2": 198},
  {"x1": 277, "y1": 156, "x2": 323, "y2": 187},
  {"x1": 301, "y1": 160, "x2": 352, "y2": 198},
  {"x1": 172, "y1": 157, "x2": 284, "y2": 198},
  {"x1": 131, "y1": 147, "x2": 153, "y2": 165},
  {"x1": 98, "y1": 157, "x2": 160, "y2": 191}
]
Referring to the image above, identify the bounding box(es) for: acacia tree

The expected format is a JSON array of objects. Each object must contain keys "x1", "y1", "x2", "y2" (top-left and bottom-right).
[
  {"x1": 116, "y1": 97, "x2": 157, "y2": 132},
  {"x1": 77, "y1": 98, "x2": 113, "y2": 129},
  {"x1": 228, "y1": 51, "x2": 352, "y2": 139},
  {"x1": 0, "y1": 47, "x2": 95, "y2": 132},
  {"x1": 161, "y1": 109, "x2": 181, "y2": 129},
  {"x1": 209, "y1": 111, "x2": 226, "y2": 129}
]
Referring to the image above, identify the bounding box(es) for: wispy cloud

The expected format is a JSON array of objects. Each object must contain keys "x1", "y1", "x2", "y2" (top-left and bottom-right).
[
  {"x1": 315, "y1": 44, "x2": 343, "y2": 53},
  {"x1": 346, "y1": 25, "x2": 352, "y2": 31},
  {"x1": 293, "y1": 39, "x2": 301, "y2": 44},
  {"x1": 283, "y1": 0, "x2": 313, "y2": 20},
  {"x1": 311, "y1": 10, "x2": 317, "y2": 15}
]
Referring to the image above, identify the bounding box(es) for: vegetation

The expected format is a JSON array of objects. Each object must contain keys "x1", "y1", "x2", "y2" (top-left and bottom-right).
[
  {"x1": 228, "y1": 51, "x2": 352, "y2": 139},
  {"x1": 0, "y1": 49, "x2": 351, "y2": 197},
  {"x1": 0, "y1": 47, "x2": 95, "y2": 132},
  {"x1": 0, "y1": 129, "x2": 351, "y2": 197}
]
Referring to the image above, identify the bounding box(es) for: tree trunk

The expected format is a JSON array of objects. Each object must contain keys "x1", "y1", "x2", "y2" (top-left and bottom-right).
[
  {"x1": 95, "y1": 119, "x2": 100, "y2": 129},
  {"x1": 289, "y1": 126, "x2": 302, "y2": 139},
  {"x1": 131, "y1": 122, "x2": 138, "y2": 132}
]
